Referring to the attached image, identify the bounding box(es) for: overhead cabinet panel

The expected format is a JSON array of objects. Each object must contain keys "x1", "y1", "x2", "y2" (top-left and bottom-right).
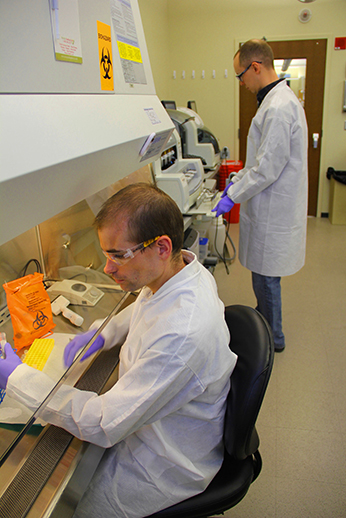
[{"x1": 0, "y1": 0, "x2": 155, "y2": 94}]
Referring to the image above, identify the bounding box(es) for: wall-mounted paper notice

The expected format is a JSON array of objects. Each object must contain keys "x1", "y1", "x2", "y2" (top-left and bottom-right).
[
  {"x1": 49, "y1": 0, "x2": 83, "y2": 64},
  {"x1": 111, "y1": 0, "x2": 147, "y2": 85}
]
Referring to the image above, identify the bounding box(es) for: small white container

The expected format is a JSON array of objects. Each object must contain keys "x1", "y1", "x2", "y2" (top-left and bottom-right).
[{"x1": 208, "y1": 217, "x2": 226, "y2": 256}]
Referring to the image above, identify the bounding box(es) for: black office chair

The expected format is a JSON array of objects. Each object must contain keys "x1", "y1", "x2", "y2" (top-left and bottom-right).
[{"x1": 146, "y1": 304, "x2": 274, "y2": 518}]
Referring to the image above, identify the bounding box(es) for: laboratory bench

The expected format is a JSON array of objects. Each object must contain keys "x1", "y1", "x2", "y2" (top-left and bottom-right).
[{"x1": 0, "y1": 276, "x2": 136, "y2": 518}]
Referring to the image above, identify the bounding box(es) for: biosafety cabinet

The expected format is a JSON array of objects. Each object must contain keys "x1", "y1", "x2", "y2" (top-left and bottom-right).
[
  {"x1": 0, "y1": 0, "x2": 174, "y2": 246},
  {"x1": 0, "y1": 1, "x2": 173, "y2": 516}
]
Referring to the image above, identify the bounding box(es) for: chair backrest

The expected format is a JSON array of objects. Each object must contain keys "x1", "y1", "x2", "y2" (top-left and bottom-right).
[{"x1": 223, "y1": 305, "x2": 274, "y2": 460}]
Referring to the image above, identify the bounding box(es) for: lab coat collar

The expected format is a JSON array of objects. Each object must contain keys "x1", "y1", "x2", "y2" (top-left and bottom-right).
[
  {"x1": 142, "y1": 250, "x2": 199, "y2": 302},
  {"x1": 257, "y1": 78, "x2": 285, "y2": 106}
]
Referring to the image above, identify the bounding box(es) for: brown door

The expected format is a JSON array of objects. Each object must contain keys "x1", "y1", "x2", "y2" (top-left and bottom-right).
[{"x1": 239, "y1": 39, "x2": 327, "y2": 216}]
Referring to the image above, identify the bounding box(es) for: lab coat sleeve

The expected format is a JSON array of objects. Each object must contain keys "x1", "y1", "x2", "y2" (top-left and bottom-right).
[
  {"x1": 89, "y1": 300, "x2": 134, "y2": 351},
  {"x1": 227, "y1": 111, "x2": 291, "y2": 204},
  {"x1": 6, "y1": 338, "x2": 205, "y2": 449}
]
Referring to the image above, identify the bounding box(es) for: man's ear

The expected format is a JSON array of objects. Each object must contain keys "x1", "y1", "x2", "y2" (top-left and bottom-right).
[
  {"x1": 253, "y1": 61, "x2": 261, "y2": 75},
  {"x1": 155, "y1": 235, "x2": 172, "y2": 259}
]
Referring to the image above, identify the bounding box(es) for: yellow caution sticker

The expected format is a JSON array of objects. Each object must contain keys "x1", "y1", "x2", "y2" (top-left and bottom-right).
[
  {"x1": 117, "y1": 41, "x2": 142, "y2": 63},
  {"x1": 97, "y1": 21, "x2": 114, "y2": 91}
]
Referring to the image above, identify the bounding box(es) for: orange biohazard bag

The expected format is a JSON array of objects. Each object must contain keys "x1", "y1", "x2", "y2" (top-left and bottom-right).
[{"x1": 3, "y1": 273, "x2": 55, "y2": 352}]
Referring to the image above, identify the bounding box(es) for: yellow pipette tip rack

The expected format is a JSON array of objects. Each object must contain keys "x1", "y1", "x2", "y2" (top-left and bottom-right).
[{"x1": 23, "y1": 338, "x2": 55, "y2": 371}]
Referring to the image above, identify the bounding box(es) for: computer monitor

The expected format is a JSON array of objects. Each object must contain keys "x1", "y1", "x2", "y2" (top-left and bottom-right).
[
  {"x1": 161, "y1": 100, "x2": 177, "y2": 110},
  {"x1": 187, "y1": 100, "x2": 197, "y2": 112}
]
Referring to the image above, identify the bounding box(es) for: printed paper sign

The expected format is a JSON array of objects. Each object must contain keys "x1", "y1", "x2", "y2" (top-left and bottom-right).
[
  {"x1": 50, "y1": 0, "x2": 83, "y2": 64},
  {"x1": 140, "y1": 130, "x2": 173, "y2": 162},
  {"x1": 111, "y1": 0, "x2": 147, "y2": 85}
]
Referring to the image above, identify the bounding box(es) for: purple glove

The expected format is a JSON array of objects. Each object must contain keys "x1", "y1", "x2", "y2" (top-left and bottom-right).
[
  {"x1": 212, "y1": 196, "x2": 235, "y2": 218},
  {"x1": 64, "y1": 330, "x2": 105, "y2": 368},
  {"x1": 221, "y1": 181, "x2": 233, "y2": 198},
  {"x1": 0, "y1": 342, "x2": 22, "y2": 389}
]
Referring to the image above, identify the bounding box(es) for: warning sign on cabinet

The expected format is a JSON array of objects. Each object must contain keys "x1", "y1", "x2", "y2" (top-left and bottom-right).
[{"x1": 97, "y1": 21, "x2": 114, "y2": 91}]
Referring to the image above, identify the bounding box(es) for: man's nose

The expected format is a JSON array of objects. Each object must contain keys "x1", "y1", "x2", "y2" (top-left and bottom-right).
[{"x1": 104, "y1": 258, "x2": 118, "y2": 275}]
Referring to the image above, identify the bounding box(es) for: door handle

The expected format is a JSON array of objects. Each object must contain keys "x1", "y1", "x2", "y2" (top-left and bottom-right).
[{"x1": 312, "y1": 133, "x2": 319, "y2": 148}]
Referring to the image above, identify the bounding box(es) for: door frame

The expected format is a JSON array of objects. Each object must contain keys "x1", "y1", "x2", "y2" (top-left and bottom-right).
[{"x1": 235, "y1": 38, "x2": 327, "y2": 217}]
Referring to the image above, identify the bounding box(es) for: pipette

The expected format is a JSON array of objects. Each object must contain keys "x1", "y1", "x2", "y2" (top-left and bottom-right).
[{"x1": 0, "y1": 333, "x2": 7, "y2": 404}]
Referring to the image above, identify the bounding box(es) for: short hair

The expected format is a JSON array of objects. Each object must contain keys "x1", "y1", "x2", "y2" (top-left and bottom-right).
[
  {"x1": 235, "y1": 39, "x2": 274, "y2": 70},
  {"x1": 94, "y1": 183, "x2": 184, "y2": 259}
]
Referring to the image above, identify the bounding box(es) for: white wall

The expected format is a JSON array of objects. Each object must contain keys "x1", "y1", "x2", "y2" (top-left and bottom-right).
[
  {"x1": 139, "y1": 0, "x2": 346, "y2": 216},
  {"x1": 138, "y1": 0, "x2": 171, "y2": 99}
]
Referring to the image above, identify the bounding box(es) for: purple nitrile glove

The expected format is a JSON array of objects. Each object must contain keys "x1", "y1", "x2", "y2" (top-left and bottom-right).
[
  {"x1": 221, "y1": 181, "x2": 233, "y2": 198},
  {"x1": 0, "y1": 342, "x2": 22, "y2": 389},
  {"x1": 212, "y1": 196, "x2": 235, "y2": 218},
  {"x1": 64, "y1": 329, "x2": 105, "y2": 368}
]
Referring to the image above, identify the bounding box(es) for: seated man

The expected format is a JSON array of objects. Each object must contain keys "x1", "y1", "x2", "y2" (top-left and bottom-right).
[{"x1": 0, "y1": 183, "x2": 237, "y2": 518}]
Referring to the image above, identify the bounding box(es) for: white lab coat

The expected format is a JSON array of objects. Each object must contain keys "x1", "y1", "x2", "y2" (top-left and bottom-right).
[
  {"x1": 7, "y1": 251, "x2": 237, "y2": 518},
  {"x1": 227, "y1": 80, "x2": 308, "y2": 277}
]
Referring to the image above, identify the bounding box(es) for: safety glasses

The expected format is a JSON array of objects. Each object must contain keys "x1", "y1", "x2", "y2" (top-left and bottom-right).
[
  {"x1": 102, "y1": 236, "x2": 161, "y2": 266},
  {"x1": 236, "y1": 61, "x2": 262, "y2": 82}
]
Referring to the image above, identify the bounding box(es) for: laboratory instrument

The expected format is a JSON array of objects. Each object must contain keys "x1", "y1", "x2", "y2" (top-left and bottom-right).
[
  {"x1": 152, "y1": 129, "x2": 204, "y2": 213},
  {"x1": 47, "y1": 279, "x2": 104, "y2": 307},
  {"x1": 164, "y1": 107, "x2": 221, "y2": 171}
]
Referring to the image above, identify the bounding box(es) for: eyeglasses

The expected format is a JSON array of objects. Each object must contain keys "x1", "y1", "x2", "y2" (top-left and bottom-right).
[
  {"x1": 236, "y1": 61, "x2": 262, "y2": 82},
  {"x1": 102, "y1": 236, "x2": 161, "y2": 266}
]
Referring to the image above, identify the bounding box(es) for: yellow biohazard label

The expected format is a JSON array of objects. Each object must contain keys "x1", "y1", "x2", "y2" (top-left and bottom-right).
[
  {"x1": 97, "y1": 21, "x2": 114, "y2": 91},
  {"x1": 117, "y1": 41, "x2": 142, "y2": 63}
]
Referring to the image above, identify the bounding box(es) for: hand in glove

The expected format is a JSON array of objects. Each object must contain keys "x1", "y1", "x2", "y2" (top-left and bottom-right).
[
  {"x1": 212, "y1": 196, "x2": 235, "y2": 218},
  {"x1": 0, "y1": 342, "x2": 22, "y2": 389},
  {"x1": 64, "y1": 330, "x2": 105, "y2": 368}
]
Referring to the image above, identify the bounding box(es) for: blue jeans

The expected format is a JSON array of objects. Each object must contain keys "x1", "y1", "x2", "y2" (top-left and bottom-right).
[{"x1": 251, "y1": 272, "x2": 285, "y2": 349}]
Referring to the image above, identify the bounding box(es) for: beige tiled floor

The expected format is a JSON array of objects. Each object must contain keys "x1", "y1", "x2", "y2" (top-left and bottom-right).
[{"x1": 213, "y1": 217, "x2": 346, "y2": 518}]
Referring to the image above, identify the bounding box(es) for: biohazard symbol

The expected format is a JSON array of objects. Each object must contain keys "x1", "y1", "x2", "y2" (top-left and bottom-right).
[
  {"x1": 100, "y1": 47, "x2": 112, "y2": 80},
  {"x1": 33, "y1": 310, "x2": 49, "y2": 330}
]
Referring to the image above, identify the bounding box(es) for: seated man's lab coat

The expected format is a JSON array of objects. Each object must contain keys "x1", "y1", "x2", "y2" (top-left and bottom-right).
[{"x1": 7, "y1": 251, "x2": 237, "y2": 518}]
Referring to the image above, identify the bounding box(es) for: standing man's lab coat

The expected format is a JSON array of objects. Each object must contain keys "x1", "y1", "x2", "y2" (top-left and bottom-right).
[{"x1": 227, "y1": 80, "x2": 308, "y2": 276}]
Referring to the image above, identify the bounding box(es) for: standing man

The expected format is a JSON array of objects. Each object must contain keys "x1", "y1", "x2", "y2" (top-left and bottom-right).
[
  {"x1": 213, "y1": 39, "x2": 308, "y2": 352},
  {"x1": 1, "y1": 183, "x2": 237, "y2": 518}
]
